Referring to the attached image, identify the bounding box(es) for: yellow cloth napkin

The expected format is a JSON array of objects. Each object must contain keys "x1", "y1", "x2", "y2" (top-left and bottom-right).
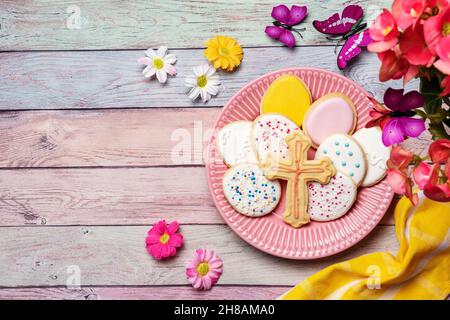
[{"x1": 280, "y1": 194, "x2": 450, "y2": 300}]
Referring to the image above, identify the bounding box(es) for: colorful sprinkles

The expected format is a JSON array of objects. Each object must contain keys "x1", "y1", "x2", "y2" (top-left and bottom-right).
[
  {"x1": 223, "y1": 164, "x2": 281, "y2": 217},
  {"x1": 315, "y1": 134, "x2": 366, "y2": 186},
  {"x1": 252, "y1": 114, "x2": 300, "y2": 161},
  {"x1": 307, "y1": 172, "x2": 357, "y2": 221}
]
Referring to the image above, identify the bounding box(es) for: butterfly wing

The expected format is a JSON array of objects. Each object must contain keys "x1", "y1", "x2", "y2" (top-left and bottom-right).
[
  {"x1": 382, "y1": 118, "x2": 406, "y2": 146},
  {"x1": 337, "y1": 29, "x2": 371, "y2": 70},
  {"x1": 398, "y1": 117, "x2": 426, "y2": 138},
  {"x1": 265, "y1": 25, "x2": 284, "y2": 39},
  {"x1": 313, "y1": 4, "x2": 363, "y2": 35},
  {"x1": 381, "y1": 117, "x2": 426, "y2": 146},
  {"x1": 264, "y1": 26, "x2": 296, "y2": 47},
  {"x1": 271, "y1": 5, "x2": 307, "y2": 26},
  {"x1": 286, "y1": 5, "x2": 307, "y2": 26}
]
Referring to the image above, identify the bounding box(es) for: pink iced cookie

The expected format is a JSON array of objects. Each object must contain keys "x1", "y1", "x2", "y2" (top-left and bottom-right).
[
  {"x1": 307, "y1": 171, "x2": 357, "y2": 221},
  {"x1": 303, "y1": 93, "x2": 357, "y2": 148},
  {"x1": 251, "y1": 114, "x2": 301, "y2": 161}
]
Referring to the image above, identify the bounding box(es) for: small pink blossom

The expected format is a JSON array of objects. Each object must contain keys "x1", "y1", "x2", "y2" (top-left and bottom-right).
[
  {"x1": 399, "y1": 24, "x2": 436, "y2": 67},
  {"x1": 429, "y1": 139, "x2": 450, "y2": 163},
  {"x1": 424, "y1": 4, "x2": 450, "y2": 54},
  {"x1": 413, "y1": 162, "x2": 450, "y2": 202},
  {"x1": 392, "y1": 0, "x2": 447, "y2": 30},
  {"x1": 434, "y1": 37, "x2": 450, "y2": 74},
  {"x1": 387, "y1": 146, "x2": 419, "y2": 205},
  {"x1": 368, "y1": 9, "x2": 399, "y2": 53},
  {"x1": 146, "y1": 220, "x2": 183, "y2": 260},
  {"x1": 424, "y1": 4, "x2": 450, "y2": 74},
  {"x1": 441, "y1": 75, "x2": 450, "y2": 96},
  {"x1": 186, "y1": 249, "x2": 223, "y2": 290}
]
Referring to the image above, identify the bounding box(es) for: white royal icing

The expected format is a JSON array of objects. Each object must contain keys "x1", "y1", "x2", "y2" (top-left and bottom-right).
[
  {"x1": 222, "y1": 164, "x2": 281, "y2": 217},
  {"x1": 315, "y1": 134, "x2": 367, "y2": 186},
  {"x1": 308, "y1": 171, "x2": 357, "y2": 221},
  {"x1": 251, "y1": 114, "x2": 300, "y2": 162},
  {"x1": 216, "y1": 121, "x2": 258, "y2": 167},
  {"x1": 353, "y1": 127, "x2": 391, "y2": 187}
]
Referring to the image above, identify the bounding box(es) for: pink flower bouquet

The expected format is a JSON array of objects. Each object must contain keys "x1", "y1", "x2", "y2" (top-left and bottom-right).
[{"x1": 367, "y1": 0, "x2": 449, "y2": 204}]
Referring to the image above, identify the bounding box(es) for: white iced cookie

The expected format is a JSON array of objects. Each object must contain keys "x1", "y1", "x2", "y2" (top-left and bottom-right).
[
  {"x1": 216, "y1": 121, "x2": 258, "y2": 167},
  {"x1": 353, "y1": 127, "x2": 391, "y2": 187},
  {"x1": 308, "y1": 171, "x2": 357, "y2": 221},
  {"x1": 222, "y1": 164, "x2": 281, "y2": 217},
  {"x1": 251, "y1": 114, "x2": 300, "y2": 162},
  {"x1": 315, "y1": 134, "x2": 366, "y2": 186}
]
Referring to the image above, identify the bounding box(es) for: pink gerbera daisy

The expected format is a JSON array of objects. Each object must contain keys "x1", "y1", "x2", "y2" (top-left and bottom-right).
[
  {"x1": 186, "y1": 249, "x2": 223, "y2": 290},
  {"x1": 145, "y1": 220, "x2": 183, "y2": 260}
]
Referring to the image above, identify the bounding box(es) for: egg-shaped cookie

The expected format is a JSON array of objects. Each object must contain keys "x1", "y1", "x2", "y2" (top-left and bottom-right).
[
  {"x1": 303, "y1": 93, "x2": 357, "y2": 148},
  {"x1": 251, "y1": 113, "x2": 301, "y2": 162},
  {"x1": 260, "y1": 75, "x2": 311, "y2": 127},
  {"x1": 216, "y1": 121, "x2": 258, "y2": 167},
  {"x1": 353, "y1": 127, "x2": 391, "y2": 187},
  {"x1": 315, "y1": 134, "x2": 367, "y2": 186},
  {"x1": 222, "y1": 163, "x2": 281, "y2": 217},
  {"x1": 308, "y1": 171, "x2": 357, "y2": 221}
]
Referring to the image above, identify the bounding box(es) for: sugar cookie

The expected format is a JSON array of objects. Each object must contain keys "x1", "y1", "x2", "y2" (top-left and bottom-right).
[
  {"x1": 251, "y1": 113, "x2": 301, "y2": 162},
  {"x1": 216, "y1": 121, "x2": 258, "y2": 167},
  {"x1": 308, "y1": 171, "x2": 357, "y2": 221},
  {"x1": 303, "y1": 93, "x2": 357, "y2": 148},
  {"x1": 222, "y1": 163, "x2": 281, "y2": 217},
  {"x1": 261, "y1": 132, "x2": 335, "y2": 228},
  {"x1": 260, "y1": 75, "x2": 312, "y2": 127},
  {"x1": 353, "y1": 127, "x2": 391, "y2": 187},
  {"x1": 315, "y1": 134, "x2": 366, "y2": 186}
]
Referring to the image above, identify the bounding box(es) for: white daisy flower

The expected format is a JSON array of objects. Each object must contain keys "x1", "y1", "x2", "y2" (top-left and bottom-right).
[
  {"x1": 138, "y1": 46, "x2": 177, "y2": 83},
  {"x1": 185, "y1": 64, "x2": 221, "y2": 103}
]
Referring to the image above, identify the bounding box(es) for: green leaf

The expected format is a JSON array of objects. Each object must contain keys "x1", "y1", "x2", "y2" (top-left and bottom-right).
[
  {"x1": 420, "y1": 76, "x2": 442, "y2": 114},
  {"x1": 428, "y1": 121, "x2": 450, "y2": 140}
]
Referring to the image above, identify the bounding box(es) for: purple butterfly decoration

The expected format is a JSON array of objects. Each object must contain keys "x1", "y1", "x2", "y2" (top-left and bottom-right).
[
  {"x1": 312, "y1": 5, "x2": 372, "y2": 69},
  {"x1": 265, "y1": 5, "x2": 308, "y2": 48},
  {"x1": 366, "y1": 88, "x2": 426, "y2": 146}
]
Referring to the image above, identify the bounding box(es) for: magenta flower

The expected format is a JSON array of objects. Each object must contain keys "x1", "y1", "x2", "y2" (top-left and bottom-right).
[
  {"x1": 186, "y1": 249, "x2": 223, "y2": 290},
  {"x1": 145, "y1": 220, "x2": 183, "y2": 260},
  {"x1": 367, "y1": 88, "x2": 426, "y2": 146},
  {"x1": 265, "y1": 5, "x2": 307, "y2": 48}
]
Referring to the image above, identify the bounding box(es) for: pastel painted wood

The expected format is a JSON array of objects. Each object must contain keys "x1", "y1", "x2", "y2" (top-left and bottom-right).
[
  {"x1": 0, "y1": 0, "x2": 433, "y2": 299},
  {"x1": 0, "y1": 108, "x2": 219, "y2": 167},
  {"x1": 0, "y1": 47, "x2": 418, "y2": 110},
  {"x1": 0, "y1": 109, "x2": 429, "y2": 168},
  {"x1": 0, "y1": 286, "x2": 290, "y2": 300},
  {"x1": 0, "y1": 225, "x2": 397, "y2": 287},
  {"x1": 0, "y1": 0, "x2": 391, "y2": 50},
  {"x1": 0, "y1": 167, "x2": 398, "y2": 226}
]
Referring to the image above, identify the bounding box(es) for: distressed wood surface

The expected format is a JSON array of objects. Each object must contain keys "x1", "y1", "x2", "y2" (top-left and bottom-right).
[
  {"x1": 0, "y1": 0, "x2": 390, "y2": 51},
  {"x1": 0, "y1": 108, "x2": 219, "y2": 167},
  {"x1": 0, "y1": 225, "x2": 397, "y2": 287},
  {"x1": 0, "y1": 0, "x2": 432, "y2": 300},
  {"x1": 0, "y1": 47, "x2": 418, "y2": 110},
  {"x1": 0, "y1": 286, "x2": 289, "y2": 300},
  {"x1": 0, "y1": 167, "x2": 397, "y2": 226},
  {"x1": 0, "y1": 108, "x2": 428, "y2": 168}
]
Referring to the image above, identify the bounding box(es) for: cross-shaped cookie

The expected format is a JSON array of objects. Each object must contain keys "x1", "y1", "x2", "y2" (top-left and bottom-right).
[{"x1": 261, "y1": 131, "x2": 335, "y2": 228}]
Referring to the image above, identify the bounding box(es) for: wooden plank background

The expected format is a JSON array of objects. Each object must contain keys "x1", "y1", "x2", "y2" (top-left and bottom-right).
[
  {"x1": 0, "y1": 0, "x2": 429, "y2": 300},
  {"x1": 0, "y1": 0, "x2": 390, "y2": 50}
]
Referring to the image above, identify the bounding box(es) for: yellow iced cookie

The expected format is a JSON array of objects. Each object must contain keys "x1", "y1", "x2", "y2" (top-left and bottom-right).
[{"x1": 260, "y1": 75, "x2": 312, "y2": 127}]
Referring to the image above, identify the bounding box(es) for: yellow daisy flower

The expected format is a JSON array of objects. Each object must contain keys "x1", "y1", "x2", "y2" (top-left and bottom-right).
[{"x1": 204, "y1": 36, "x2": 243, "y2": 71}]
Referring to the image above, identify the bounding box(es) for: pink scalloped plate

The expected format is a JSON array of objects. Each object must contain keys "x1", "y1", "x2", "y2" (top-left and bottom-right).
[{"x1": 205, "y1": 68, "x2": 394, "y2": 260}]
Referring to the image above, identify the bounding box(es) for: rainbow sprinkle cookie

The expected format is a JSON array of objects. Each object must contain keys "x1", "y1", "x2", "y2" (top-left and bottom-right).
[
  {"x1": 307, "y1": 171, "x2": 357, "y2": 221},
  {"x1": 251, "y1": 113, "x2": 300, "y2": 162},
  {"x1": 222, "y1": 163, "x2": 281, "y2": 217}
]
